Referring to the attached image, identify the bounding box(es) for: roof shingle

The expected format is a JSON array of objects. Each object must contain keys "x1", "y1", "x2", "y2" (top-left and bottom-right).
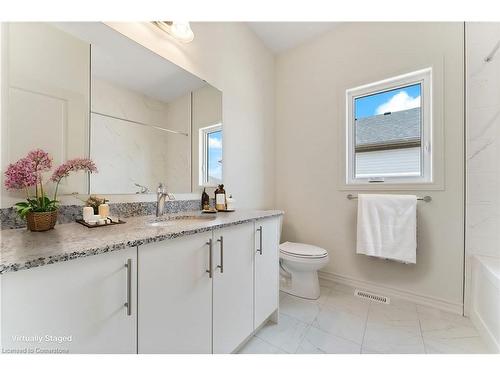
[{"x1": 355, "y1": 107, "x2": 421, "y2": 149}]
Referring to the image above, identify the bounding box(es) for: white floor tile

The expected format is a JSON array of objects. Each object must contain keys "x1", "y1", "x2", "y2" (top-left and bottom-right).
[
  {"x1": 368, "y1": 299, "x2": 418, "y2": 323},
  {"x1": 296, "y1": 326, "x2": 361, "y2": 354},
  {"x1": 255, "y1": 314, "x2": 309, "y2": 353},
  {"x1": 280, "y1": 286, "x2": 331, "y2": 304},
  {"x1": 421, "y1": 324, "x2": 481, "y2": 340},
  {"x1": 417, "y1": 305, "x2": 479, "y2": 339},
  {"x1": 279, "y1": 294, "x2": 321, "y2": 324},
  {"x1": 326, "y1": 281, "x2": 355, "y2": 294},
  {"x1": 423, "y1": 336, "x2": 492, "y2": 354},
  {"x1": 417, "y1": 305, "x2": 472, "y2": 325},
  {"x1": 312, "y1": 305, "x2": 367, "y2": 344},
  {"x1": 384, "y1": 296, "x2": 418, "y2": 311},
  {"x1": 361, "y1": 347, "x2": 382, "y2": 354},
  {"x1": 242, "y1": 291, "x2": 492, "y2": 355},
  {"x1": 316, "y1": 286, "x2": 332, "y2": 305},
  {"x1": 237, "y1": 336, "x2": 285, "y2": 354},
  {"x1": 363, "y1": 320, "x2": 425, "y2": 354},
  {"x1": 323, "y1": 290, "x2": 370, "y2": 317},
  {"x1": 279, "y1": 291, "x2": 288, "y2": 301}
]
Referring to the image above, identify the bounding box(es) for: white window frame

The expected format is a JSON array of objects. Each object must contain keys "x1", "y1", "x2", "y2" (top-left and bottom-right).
[
  {"x1": 345, "y1": 68, "x2": 432, "y2": 185},
  {"x1": 199, "y1": 123, "x2": 222, "y2": 187}
]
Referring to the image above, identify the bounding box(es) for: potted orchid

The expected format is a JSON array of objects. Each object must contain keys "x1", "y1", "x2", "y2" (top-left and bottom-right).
[{"x1": 4, "y1": 149, "x2": 97, "y2": 231}]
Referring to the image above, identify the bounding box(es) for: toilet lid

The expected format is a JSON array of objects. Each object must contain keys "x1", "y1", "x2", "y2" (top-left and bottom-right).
[{"x1": 279, "y1": 242, "x2": 328, "y2": 258}]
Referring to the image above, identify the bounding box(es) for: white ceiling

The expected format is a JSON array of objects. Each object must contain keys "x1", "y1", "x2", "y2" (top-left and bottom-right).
[
  {"x1": 247, "y1": 22, "x2": 340, "y2": 54},
  {"x1": 53, "y1": 22, "x2": 207, "y2": 102}
]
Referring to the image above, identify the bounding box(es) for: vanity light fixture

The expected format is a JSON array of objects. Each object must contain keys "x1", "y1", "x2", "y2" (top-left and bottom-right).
[{"x1": 152, "y1": 21, "x2": 194, "y2": 43}]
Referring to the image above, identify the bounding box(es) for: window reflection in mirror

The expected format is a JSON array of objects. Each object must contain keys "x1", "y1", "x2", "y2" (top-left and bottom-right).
[{"x1": 199, "y1": 124, "x2": 222, "y2": 186}]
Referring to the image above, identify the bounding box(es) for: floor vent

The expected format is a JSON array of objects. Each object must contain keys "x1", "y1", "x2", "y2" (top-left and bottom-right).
[{"x1": 354, "y1": 289, "x2": 390, "y2": 304}]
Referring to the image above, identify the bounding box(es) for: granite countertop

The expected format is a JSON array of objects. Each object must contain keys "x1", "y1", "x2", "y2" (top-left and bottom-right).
[{"x1": 0, "y1": 210, "x2": 283, "y2": 275}]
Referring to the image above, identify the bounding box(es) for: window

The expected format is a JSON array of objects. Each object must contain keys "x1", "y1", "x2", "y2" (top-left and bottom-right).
[
  {"x1": 346, "y1": 68, "x2": 432, "y2": 185},
  {"x1": 199, "y1": 124, "x2": 222, "y2": 186}
]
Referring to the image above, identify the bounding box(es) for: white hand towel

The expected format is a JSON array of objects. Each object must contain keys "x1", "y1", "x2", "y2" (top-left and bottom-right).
[{"x1": 356, "y1": 194, "x2": 417, "y2": 264}]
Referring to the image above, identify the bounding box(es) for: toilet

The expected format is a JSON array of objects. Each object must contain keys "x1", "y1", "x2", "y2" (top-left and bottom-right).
[{"x1": 279, "y1": 242, "x2": 329, "y2": 300}]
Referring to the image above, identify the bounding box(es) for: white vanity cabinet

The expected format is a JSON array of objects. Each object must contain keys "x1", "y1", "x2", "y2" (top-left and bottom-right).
[
  {"x1": 254, "y1": 217, "x2": 280, "y2": 328},
  {"x1": 1, "y1": 247, "x2": 137, "y2": 354},
  {"x1": 138, "y1": 231, "x2": 213, "y2": 354},
  {"x1": 137, "y1": 217, "x2": 280, "y2": 354},
  {"x1": 212, "y1": 222, "x2": 255, "y2": 354}
]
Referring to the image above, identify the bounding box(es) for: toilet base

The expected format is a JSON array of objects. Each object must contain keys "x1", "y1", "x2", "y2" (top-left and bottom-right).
[{"x1": 280, "y1": 270, "x2": 321, "y2": 300}]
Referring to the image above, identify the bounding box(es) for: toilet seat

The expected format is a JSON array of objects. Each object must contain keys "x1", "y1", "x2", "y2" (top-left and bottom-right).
[
  {"x1": 280, "y1": 250, "x2": 328, "y2": 260},
  {"x1": 279, "y1": 242, "x2": 328, "y2": 259}
]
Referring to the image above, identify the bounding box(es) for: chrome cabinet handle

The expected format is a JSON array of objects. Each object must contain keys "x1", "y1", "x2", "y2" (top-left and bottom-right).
[
  {"x1": 124, "y1": 258, "x2": 132, "y2": 316},
  {"x1": 217, "y1": 236, "x2": 224, "y2": 273},
  {"x1": 257, "y1": 226, "x2": 263, "y2": 255},
  {"x1": 206, "y1": 238, "x2": 213, "y2": 278}
]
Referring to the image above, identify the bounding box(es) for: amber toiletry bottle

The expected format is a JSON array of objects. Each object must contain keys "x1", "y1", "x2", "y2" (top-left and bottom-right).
[
  {"x1": 215, "y1": 184, "x2": 226, "y2": 211},
  {"x1": 201, "y1": 188, "x2": 210, "y2": 210}
]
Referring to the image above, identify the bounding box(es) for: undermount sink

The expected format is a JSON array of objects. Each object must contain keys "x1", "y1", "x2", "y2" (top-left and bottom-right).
[{"x1": 146, "y1": 215, "x2": 216, "y2": 227}]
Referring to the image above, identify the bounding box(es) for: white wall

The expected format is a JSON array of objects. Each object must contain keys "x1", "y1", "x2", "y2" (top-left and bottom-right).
[
  {"x1": 275, "y1": 23, "x2": 465, "y2": 312},
  {"x1": 105, "y1": 22, "x2": 275, "y2": 209}
]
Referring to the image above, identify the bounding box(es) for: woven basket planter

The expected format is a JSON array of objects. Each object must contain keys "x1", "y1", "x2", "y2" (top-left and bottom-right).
[{"x1": 26, "y1": 210, "x2": 58, "y2": 232}]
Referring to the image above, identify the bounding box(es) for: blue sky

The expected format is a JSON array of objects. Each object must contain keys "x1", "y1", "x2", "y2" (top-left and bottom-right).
[
  {"x1": 208, "y1": 130, "x2": 222, "y2": 182},
  {"x1": 355, "y1": 83, "x2": 421, "y2": 119}
]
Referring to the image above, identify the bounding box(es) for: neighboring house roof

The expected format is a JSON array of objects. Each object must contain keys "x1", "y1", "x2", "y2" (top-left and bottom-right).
[{"x1": 355, "y1": 107, "x2": 421, "y2": 152}]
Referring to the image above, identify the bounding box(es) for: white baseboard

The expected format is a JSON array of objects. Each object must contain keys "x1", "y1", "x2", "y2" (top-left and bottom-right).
[
  {"x1": 470, "y1": 307, "x2": 500, "y2": 354},
  {"x1": 318, "y1": 270, "x2": 463, "y2": 315}
]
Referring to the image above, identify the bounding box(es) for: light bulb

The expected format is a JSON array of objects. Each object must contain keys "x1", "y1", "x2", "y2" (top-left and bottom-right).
[{"x1": 169, "y1": 22, "x2": 194, "y2": 43}]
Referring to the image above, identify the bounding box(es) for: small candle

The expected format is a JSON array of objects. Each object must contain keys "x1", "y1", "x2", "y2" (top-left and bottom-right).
[
  {"x1": 83, "y1": 206, "x2": 94, "y2": 223},
  {"x1": 98, "y1": 203, "x2": 110, "y2": 218}
]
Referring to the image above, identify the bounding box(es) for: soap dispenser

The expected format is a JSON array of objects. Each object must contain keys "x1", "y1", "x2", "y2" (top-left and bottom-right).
[
  {"x1": 214, "y1": 184, "x2": 226, "y2": 211},
  {"x1": 201, "y1": 188, "x2": 210, "y2": 210}
]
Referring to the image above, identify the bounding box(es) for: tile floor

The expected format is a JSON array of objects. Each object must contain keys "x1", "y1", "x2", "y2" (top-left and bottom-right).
[{"x1": 237, "y1": 282, "x2": 492, "y2": 354}]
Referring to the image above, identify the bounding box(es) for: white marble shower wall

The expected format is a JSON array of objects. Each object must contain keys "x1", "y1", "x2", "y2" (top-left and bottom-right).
[
  {"x1": 466, "y1": 23, "x2": 500, "y2": 259},
  {"x1": 90, "y1": 79, "x2": 191, "y2": 194},
  {"x1": 465, "y1": 23, "x2": 500, "y2": 352}
]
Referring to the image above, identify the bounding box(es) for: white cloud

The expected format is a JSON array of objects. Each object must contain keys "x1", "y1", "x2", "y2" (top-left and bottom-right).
[
  {"x1": 375, "y1": 91, "x2": 420, "y2": 115},
  {"x1": 209, "y1": 137, "x2": 222, "y2": 149}
]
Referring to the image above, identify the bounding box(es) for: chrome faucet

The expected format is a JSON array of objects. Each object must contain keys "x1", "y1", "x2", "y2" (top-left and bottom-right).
[{"x1": 156, "y1": 183, "x2": 175, "y2": 217}]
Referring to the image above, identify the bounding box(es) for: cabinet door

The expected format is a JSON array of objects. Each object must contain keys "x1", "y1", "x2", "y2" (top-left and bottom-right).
[
  {"x1": 1, "y1": 247, "x2": 137, "y2": 354},
  {"x1": 254, "y1": 217, "x2": 281, "y2": 328},
  {"x1": 138, "y1": 232, "x2": 212, "y2": 353},
  {"x1": 212, "y1": 223, "x2": 254, "y2": 353}
]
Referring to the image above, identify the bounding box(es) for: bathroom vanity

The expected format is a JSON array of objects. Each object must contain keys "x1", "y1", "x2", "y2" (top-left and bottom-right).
[
  {"x1": 0, "y1": 210, "x2": 282, "y2": 354},
  {"x1": 0, "y1": 22, "x2": 282, "y2": 354}
]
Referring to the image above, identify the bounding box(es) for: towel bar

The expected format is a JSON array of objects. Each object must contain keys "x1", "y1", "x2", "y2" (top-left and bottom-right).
[{"x1": 346, "y1": 194, "x2": 431, "y2": 202}]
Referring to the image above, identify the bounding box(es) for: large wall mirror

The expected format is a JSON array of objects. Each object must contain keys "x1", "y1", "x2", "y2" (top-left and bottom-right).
[{"x1": 1, "y1": 22, "x2": 222, "y2": 202}]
